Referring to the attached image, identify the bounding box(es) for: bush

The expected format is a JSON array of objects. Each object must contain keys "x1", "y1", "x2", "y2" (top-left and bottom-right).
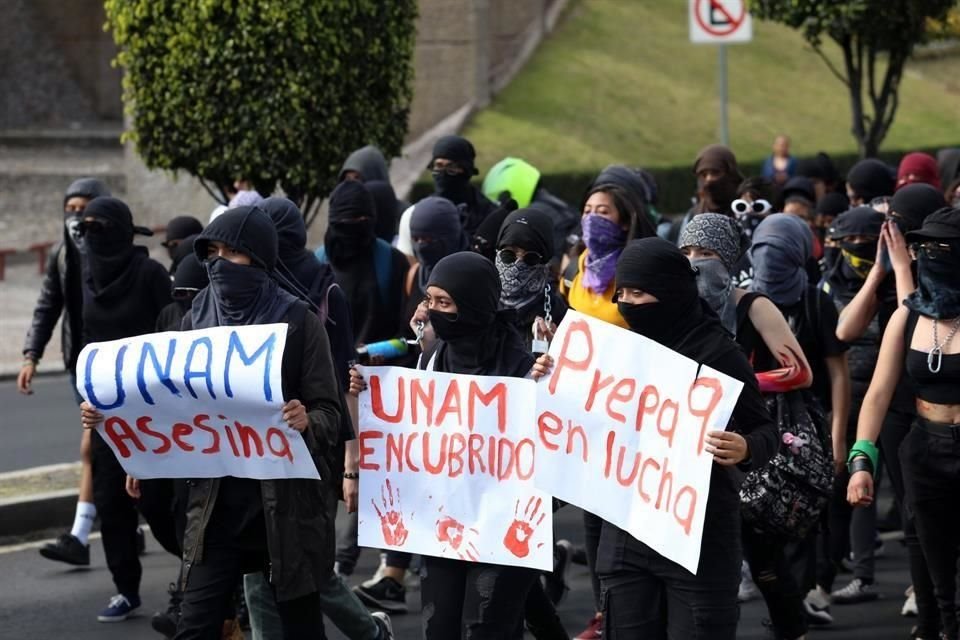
[{"x1": 105, "y1": 0, "x2": 417, "y2": 222}]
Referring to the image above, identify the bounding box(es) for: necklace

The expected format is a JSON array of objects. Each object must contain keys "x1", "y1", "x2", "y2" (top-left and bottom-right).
[{"x1": 928, "y1": 316, "x2": 960, "y2": 373}]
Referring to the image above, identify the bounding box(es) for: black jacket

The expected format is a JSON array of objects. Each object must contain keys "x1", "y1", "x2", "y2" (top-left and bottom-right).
[
  {"x1": 180, "y1": 304, "x2": 342, "y2": 601},
  {"x1": 23, "y1": 241, "x2": 84, "y2": 370}
]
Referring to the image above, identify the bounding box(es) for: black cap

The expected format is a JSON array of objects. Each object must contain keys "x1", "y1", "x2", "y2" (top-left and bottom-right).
[
  {"x1": 194, "y1": 206, "x2": 278, "y2": 270},
  {"x1": 83, "y1": 196, "x2": 153, "y2": 237},
  {"x1": 847, "y1": 159, "x2": 895, "y2": 202},
  {"x1": 165, "y1": 216, "x2": 204, "y2": 243},
  {"x1": 905, "y1": 207, "x2": 960, "y2": 242},
  {"x1": 828, "y1": 206, "x2": 884, "y2": 240},
  {"x1": 497, "y1": 207, "x2": 554, "y2": 261}
]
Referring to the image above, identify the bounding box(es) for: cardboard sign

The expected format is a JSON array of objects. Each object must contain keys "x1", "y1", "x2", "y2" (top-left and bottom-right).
[
  {"x1": 76, "y1": 324, "x2": 320, "y2": 480},
  {"x1": 357, "y1": 366, "x2": 552, "y2": 571},
  {"x1": 534, "y1": 311, "x2": 743, "y2": 574}
]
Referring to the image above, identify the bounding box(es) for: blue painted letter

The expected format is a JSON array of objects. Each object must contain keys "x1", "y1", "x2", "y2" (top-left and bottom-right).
[
  {"x1": 224, "y1": 330, "x2": 277, "y2": 402},
  {"x1": 84, "y1": 346, "x2": 128, "y2": 410},
  {"x1": 184, "y1": 337, "x2": 216, "y2": 400},
  {"x1": 137, "y1": 339, "x2": 181, "y2": 405}
]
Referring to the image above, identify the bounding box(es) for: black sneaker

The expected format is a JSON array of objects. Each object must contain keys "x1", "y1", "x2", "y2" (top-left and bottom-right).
[
  {"x1": 39, "y1": 533, "x2": 90, "y2": 566},
  {"x1": 150, "y1": 583, "x2": 182, "y2": 638},
  {"x1": 543, "y1": 539, "x2": 572, "y2": 605},
  {"x1": 353, "y1": 577, "x2": 408, "y2": 614}
]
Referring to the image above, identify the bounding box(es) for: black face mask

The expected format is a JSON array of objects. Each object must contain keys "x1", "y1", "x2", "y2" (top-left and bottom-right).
[
  {"x1": 617, "y1": 301, "x2": 676, "y2": 345},
  {"x1": 206, "y1": 258, "x2": 271, "y2": 324},
  {"x1": 432, "y1": 171, "x2": 471, "y2": 205},
  {"x1": 325, "y1": 219, "x2": 375, "y2": 264},
  {"x1": 907, "y1": 247, "x2": 960, "y2": 319},
  {"x1": 414, "y1": 239, "x2": 448, "y2": 269},
  {"x1": 428, "y1": 309, "x2": 479, "y2": 342}
]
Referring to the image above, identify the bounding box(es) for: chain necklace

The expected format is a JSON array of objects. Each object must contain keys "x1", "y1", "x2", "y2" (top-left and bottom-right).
[{"x1": 928, "y1": 316, "x2": 960, "y2": 373}]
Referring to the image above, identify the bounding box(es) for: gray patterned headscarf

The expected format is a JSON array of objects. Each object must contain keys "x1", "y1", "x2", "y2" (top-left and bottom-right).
[{"x1": 678, "y1": 213, "x2": 745, "y2": 335}]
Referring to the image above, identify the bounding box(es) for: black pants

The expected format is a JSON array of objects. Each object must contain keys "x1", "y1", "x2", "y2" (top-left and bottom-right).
[
  {"x1": 583, "y1": 509, "x2": 603, "y2": 611},
  {"x1": 743, "y1": 525, "x2": 811, "y2": 640},
  {"x1": 881, "y1": 407, "x2": 941, "y2": 638},
  {"x1": 385, "y1": 549, "x2": 412, "y2": 570},
  {"x1": 524, "y1": 578, "x2": 568, "y2": 640},
  {"x1": 176, "y1": 541, "x2": 325, "y2": 640},
  {"x1": 138, "y1": 478, "x2": 181, "y2": 557},
  {"x1": 597, "y1": 512, "x2": 741, "y2": 640},
  {"x1": 900, "y1": 420, "x2": 960, "y2": 640},
  {"x1": 421, "y1": 556, "x2": 538, "y2": 639},
  {"x1": 91, "y1": 431, "x2": 141, "y2": 599}
]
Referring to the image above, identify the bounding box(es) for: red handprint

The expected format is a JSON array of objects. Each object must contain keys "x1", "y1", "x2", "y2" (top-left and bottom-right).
[
  {"x1": 503, "y1": 496, "x2": 546, "y2": 558},
  {"x1": 371, "y1": 479, "x2": 409, "y2": 547},
  {"x1": 435, "y1": 507, "x2": 480, "y2": 561}
]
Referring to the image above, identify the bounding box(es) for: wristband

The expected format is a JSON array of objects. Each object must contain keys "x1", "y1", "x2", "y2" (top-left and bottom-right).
[
  {"x1": 342, "y1": 472, "x2": 359, "y2": 480},
  {"x1": 847, "y1": 439, "x2": 879, "y2": 473},
  {"x1": 847, "y1": 456, "x2": 873, "y2": 476}
]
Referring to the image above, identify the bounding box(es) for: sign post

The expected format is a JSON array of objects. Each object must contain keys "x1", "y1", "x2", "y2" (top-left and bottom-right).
[{"x1": 689, "y1": 0, "x2": 753, "y2": 146}]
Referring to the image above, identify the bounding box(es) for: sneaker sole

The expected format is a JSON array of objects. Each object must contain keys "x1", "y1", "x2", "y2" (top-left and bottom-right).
[
  {"x1": 38, "y1": 548, "x2": 89, "y2": 566},
  {"x1": 97, "y1": 613, "x2": 134, "y2": 622},
  {"x1": 803, "y1": 603, "x2": 833, "y2": 625},
  {"x1": 354, "y1": 589, "x2": 409, "y2": 614}
]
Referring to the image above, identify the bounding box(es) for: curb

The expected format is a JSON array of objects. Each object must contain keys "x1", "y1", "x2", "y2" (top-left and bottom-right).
[{"x1": 0, "y1": 489, "x2": 77, "y2": 539}]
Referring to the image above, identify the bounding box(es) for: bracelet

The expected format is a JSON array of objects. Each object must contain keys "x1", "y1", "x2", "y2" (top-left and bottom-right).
[
  {"x1": 847, "y1": 456, "x2": 874, "y2": 476},
  {"x1": 342, "y1": 472, "x2": 359, "y2": 480},
  {"x1": 847, "y1": 439, "x2": 879, "y2": 473}
]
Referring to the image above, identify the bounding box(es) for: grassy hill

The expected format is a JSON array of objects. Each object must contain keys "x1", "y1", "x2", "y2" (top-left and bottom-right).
[{"x1": 461, "y1": 0, "x2": 960, "y2": 177}]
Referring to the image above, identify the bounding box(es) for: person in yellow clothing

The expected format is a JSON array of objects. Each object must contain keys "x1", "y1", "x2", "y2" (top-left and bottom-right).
[{"x1": 558, "y1": 165, "x2": 657, "y2": 639}]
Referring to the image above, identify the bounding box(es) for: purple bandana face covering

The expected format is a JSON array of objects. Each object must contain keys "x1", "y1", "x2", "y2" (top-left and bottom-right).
[{"x1": 581, "y1": 213, "x2": 626, "y2": 293}]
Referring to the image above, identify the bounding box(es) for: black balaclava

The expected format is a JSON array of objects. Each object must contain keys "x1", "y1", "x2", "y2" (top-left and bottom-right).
[
  {"x1": 165, "y1": 216, "x2": 204, "y2": 245},
  {"x1": 905, "y1": 207, "x2": 960, "y2": 319},
  {"x1": 826, "y1": 206, "x2": 884, "y2": 288},
  {"x1": 431, "y1": 135, "x2": 479, "y2": 206},
  {"x1": 324, "y1": 180, "x2": 377, "y2": 266},
  {"x1": 338, "y1": 145, "x2": 390, "y2": 183},
  {"x1": 496, "y1": 208, "x2": 554, "y2": 309},
  {"x1": 889, "y1": 183, "x2": 947, "y2": 233},
  {"x1": 847, "y1": 158, "x2": 895, "y2": 203},
  {"x1": 171, "y1": 253, "x2": 210, "y2": 312},
  {"x1": 80, "y1": 196, "x2": 151, "y2": 298},
  {"x1": 366, "y1": 180, "x2": 400, "y2": 242},
  {"x1": 410, "y1": 196, "x2": 468, "y2": 291},
  {"x1": 426, "y1": 251, "x2": 533, "y2": 377},
  {"x1": 63, "y1": 177, "x2": 111, "y2": 251},
  {"x1": 191, "y1": 206, "x2": 298, "y2": 328},
  {"x1": 614, "y1": 238, "x2": 735, "y2": 362},
  {"x1": 171, "y1": 233, "x2": 201, "y2": 273},
  {"x1": 693, "y1": 144, "x2": 743, "y2": 215}
]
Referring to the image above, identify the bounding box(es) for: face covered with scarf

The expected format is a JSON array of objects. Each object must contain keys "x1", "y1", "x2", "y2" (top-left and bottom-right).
[
  {"x1": 693, "y1": 144, "x2": 744, "y2": 215},
  {"x1": 410, "y1": 197, "x2": 467, "y2": 289},
  {"x1": 78, "y1": 196, "x2": 153, "y2": 294},
  {"x1": 905, "y1": 207, "x2": 960, "y2": 319},
  {"x1": 192, "y1": 206, "x2": 298, "y2": 327},
  {"x1": 678, "y1": 213, "x2": 746, "y2": 335},
  {"x1": 748, "y1": 213, "x2": 814, "y2": 307},
  {"x1": 430, "y1": 135, "x2": 479, "y2": 206},
  {"x1": 496, "y1": 207, "x2": 554, "y2": 309},
  {"x1": 826, "y1": 206, "x2": 884, "y2": 283},
  {"x1": 324, "y1": 180, "x2": 377, "y2": 265},
  {"x1": 581, "y1": 189, "x2": 628, "y2": 293},
  {"x1": 63, "y1": 177, "x2": 111, "y2": 252}
]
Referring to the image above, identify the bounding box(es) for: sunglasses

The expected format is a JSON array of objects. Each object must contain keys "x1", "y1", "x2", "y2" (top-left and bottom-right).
[
  {"x1": 731, "y1": 199, "x2": 772, "y2": 216},
  {"x1": 909, "y1": 242, "x2": 953, "y2": 260},
  {"x1": 498, "y1": 248, "x2": 542, "y2": 266}
]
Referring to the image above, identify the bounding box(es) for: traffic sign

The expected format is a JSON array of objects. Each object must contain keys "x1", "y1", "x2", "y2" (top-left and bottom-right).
[{"x1": 689, "y1": 0, "x2": 752, "y2": 44}]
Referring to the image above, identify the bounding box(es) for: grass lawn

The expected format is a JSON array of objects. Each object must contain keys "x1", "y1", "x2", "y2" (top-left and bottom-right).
[{"x1": 462, "y1": 0, "x2": 960, "y2": 175}]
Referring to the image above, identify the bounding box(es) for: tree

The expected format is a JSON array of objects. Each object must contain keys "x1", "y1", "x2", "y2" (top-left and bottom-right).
[
  {"x1": 104, "y1": 0, "x2": 417, "y2": 225},
  {"x1": 749, "y1": 0, "x2": 955, "y2": 158}
]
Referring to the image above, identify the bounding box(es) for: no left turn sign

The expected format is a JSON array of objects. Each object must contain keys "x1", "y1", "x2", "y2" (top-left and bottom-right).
[{"x1": 689, "y1": 0, "x2": 753, "y2": 43}]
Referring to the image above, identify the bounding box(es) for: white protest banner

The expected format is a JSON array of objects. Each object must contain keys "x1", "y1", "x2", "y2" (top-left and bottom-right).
[
  {"x1": 76, "y1": 324, "x2": 320, "y2": 480},
  {"x1": 535, "y1": 311, "x2": 743, "y2": 574},
  {"x1": 357, "y1": 366, "x2": 552, "y2": 571}
]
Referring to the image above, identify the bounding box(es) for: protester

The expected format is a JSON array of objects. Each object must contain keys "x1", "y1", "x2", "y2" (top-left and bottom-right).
[
  {"x1": 536, "y1": 237, "x2": 777, "y2": 639},
  {"x1": 162, "y1": 216, "x2": 204, "y2": 272},
  {"x1": 815, "y1": 192, "x2": 851, "y2": 264},
  {"x1": 796, "y1": 152, "x2": 843, "y2": 202},
  {"x1": 367, "y1": 180, "x2": 401, "y2": 243},
  {"x1": 664, "y1": 144, "x2": 743, "y2": 243},
  {"x1": 782, "y1": 176, "x2": 817, "y2": 221},
  {"x1": 428, "y1": 135, "x2": 496, "y2": 236},
  {"x1": 318, "y1": 180, "x2": 409, "y2": 346},
  {"x1": 846, "y1": 158, "x2": 895, "y2": 207},
  {"x1": 848, "y1": 207, "x2": 960, "y2": 640},
  {"x1": 74, "y1": 196, "x2": 173, "y2": 622},
  {"x1": 21, "y1": 178, "x2": 110, "y2": 569},
  {"x1": 762, "y1": 134, "x2": 797, "y2": 187},
  {"x1": 350, "y1": 251, "x2": 539, "y2": 638},
  {"x1": 897, "y1": 152, "x2": 941, "y2": 192}
]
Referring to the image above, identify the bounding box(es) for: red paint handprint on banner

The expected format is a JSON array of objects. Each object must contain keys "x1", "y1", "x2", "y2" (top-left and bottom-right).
[
  {"x1": 435, "y1": 507, "x2": 480, "y2": 561},
  {"x1": 372, "y1": 479, "x2": 409, "y2": 547},
  {"x1": 503, "y1": 496, "x2": 546, "y2": 558}
]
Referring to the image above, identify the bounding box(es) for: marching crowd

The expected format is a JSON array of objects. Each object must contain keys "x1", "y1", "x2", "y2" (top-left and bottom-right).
[{"x1": 16, "y1": 134, "x2": 960, "y2": 640}]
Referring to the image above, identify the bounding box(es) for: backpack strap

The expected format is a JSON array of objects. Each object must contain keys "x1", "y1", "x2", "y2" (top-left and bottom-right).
[{"x1": 405, "y1": 263, "x2": 420, "y2": 299}]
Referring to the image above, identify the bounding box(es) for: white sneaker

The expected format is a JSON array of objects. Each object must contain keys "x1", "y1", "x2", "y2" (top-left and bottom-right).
[
  {"x1": 901, "y1": 585, "x2": 918, "y2": 617},
  {"x1": 371, "y1": 611, "x2": 394, "y2": 639},
  {"x1": 831, "y1": 578, "x2": 879, "y2": 604},
  {"x1": 361, "y1": 552, "x2": 388, "y2": 588},
  {"x1": 804, "y1": 586, "x2": 834, "y2": 625},
  {"x1": 738, "y1": 561, "x2": 760, "y2": 602}
]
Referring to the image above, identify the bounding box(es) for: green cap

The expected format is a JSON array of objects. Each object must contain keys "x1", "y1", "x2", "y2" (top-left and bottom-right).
[{"x1": 482, "y1": 157, "x2": 541, "y2": 208}]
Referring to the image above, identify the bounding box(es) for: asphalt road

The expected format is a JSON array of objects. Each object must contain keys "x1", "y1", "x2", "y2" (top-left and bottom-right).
[
  {"x1": 0, "y1": 374, "x2": 82, "y2": 472},
  {"x1": 0, "y1": 506, "x2": 921, "y2": 640}
]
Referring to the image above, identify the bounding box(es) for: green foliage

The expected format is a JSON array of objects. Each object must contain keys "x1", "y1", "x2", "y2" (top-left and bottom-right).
[
  {"x1": 749, "y1": 0, "x2": 955, "y2": 157},
  {"x1": 104, "y1": 0, "x2": 417, "y2": 216}
]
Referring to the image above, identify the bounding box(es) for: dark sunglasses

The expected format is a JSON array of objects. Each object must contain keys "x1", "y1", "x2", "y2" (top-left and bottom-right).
[
  {"x1": 172, "y1": 287, "x2": 200, "y2": 301},
  {"x1": 498, "y1": 248, "x2": 542, "y2": 266},
  {"x1": 731, "y1": 198, "x2": 772, "y2": 216},
  {"x1": 910, "y1": 242, "x2": 953, "y2": 260}
]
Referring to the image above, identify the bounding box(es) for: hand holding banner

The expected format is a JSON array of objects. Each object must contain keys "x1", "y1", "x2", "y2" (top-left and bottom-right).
[
  {"x1": 76, "y1": 324, "x2": 320, "y2": 480},
  {"x1": 534, "y1": 311, "x2": 743, "y2": 574},
  {"x1": 357, "y1": 366, "x2": 552, "y2": 571}
]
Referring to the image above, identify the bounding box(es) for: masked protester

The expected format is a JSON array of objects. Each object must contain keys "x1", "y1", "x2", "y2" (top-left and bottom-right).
[
  {"x1": 816, "y1": 192, "x2": 851, "y2": 272},
  {"x1": 664, "y1": 145, "x2": 744, "y2": 243},
  {"x1": 319, "y1": 181, "x2": 409, "y2": 347},
  {"x1": 429, "y1": 135, "x2": 496, "y2": 236},
  {"x1": 846, "y1": 158, "x2": 895, "y2": 206},
  {"x1": 69, "y1": 196, "x2": 173, "y2": 622},
  {"x1": 546, "y1": 238, "x2": 776, "y2": 640},
  {"x1": 848, "y1": 207, "x2": 960, "y2": 640},
  {"x1": 163, "y1": 216, "x2": 204, "y2": 272},
  {"x1": 367, "y1": 180, "x2": 401, "y2": 243},
  {"x1": 156, "y1": 253, "x2": 209, "y2": 332},
  {"x1": 897, "y1": 152, "x2": 942, "y2": 192}
]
